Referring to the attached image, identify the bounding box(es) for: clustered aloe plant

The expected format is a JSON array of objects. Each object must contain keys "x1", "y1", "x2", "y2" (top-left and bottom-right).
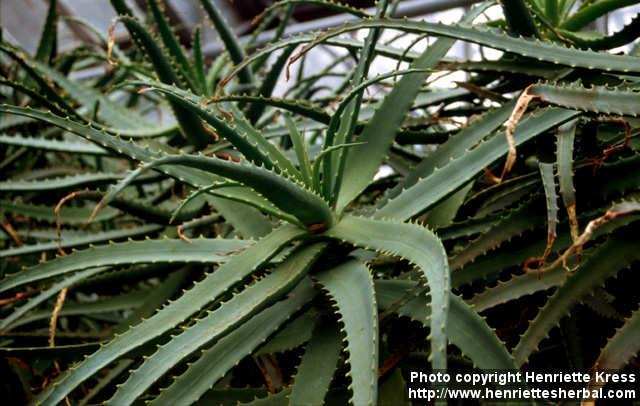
[{"x1": 1, "y1": 0, "x2": 639, "y2": 404}]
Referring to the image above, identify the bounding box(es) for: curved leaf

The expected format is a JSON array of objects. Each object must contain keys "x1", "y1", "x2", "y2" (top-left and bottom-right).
[
  {"x1": 200, "y1": 0, "x2": 254, "y2": 84},
  {"x1": 595, "y1": 306, "x2": 640, "y2": 369},
  {"x1": 558, "y1": 14, "x2": 640, "y2": 50},
  {"x1": 227, "y1": 19, "x2": 640, "y2": 83},
  {"x1": 326, "y1": 216, "x2": 449, "y2": 370},
  {"x1": 128, "y1": 80, "x2": 297, "y2": 174},
  {"x1": 500, "y1": 0, "x2": 539, "y2": 37},
  {"x1": 530, "y1": 82, "x2": 640, "y2": 116},
  {"x1": 288, "y1": 318, "x2": 342, "y2": 406},
  {"x1": 561, "y1": 0, "x2": 639, "y2": 30},
  {"x1": 469, "y1": 268, "x2": 567, "y2": 312},
  {"x1": 100, "y1": 154, "x2": 333, "y2": 228},
  {"x1": 315, "y1": 260, "x2": 378, "y2": 405}
]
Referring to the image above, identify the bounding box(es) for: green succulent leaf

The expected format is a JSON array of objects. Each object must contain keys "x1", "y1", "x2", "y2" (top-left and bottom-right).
[
  {"x1": 200, "y1": 0, "x2": 254, "y2": 85},
  {"x1": 1, "y1": 267, "x2": 111, "y2": 332},
  {"x1": 2, "y1": 2, "x2": 639, "y2": 402},
  {"x1": 500, "y1": 0, "x2": 539, "y2": 37},
  {"x1": 529, "y1": 82, "x2": 640, "y2": 116},
  {"x1": 126, "y1": 80, "x2": 298, "y2": 174},
  {"x1": 0, "y1": 134, "x2": 107, "y2": 155},
  {"x1": 227, "y1": 19, "x2": 640, "y2": 80},
  {"x1": 97, "y1": 154, "x2": 333, "y2": 228},
  {"x1": 0, "y1": 238, "x2": 249, "y2": 293},
  {"x1": 287, "y1": 317, "x2": 342, "y2": 406},
  {"x1": 556, "y1": 119, "x2": 578, "y2": 208},
  {"x1": 315, "y1": 260, "x2": 378, "y2": 405},
  {"x1": 560, "y1": 0, "x2": 639, "y2": 31},
  {"x1": 255, "y1": 310, "x2": 318, "y2": 355},
  {"x1": 469, "y1": 267, "x2": 567, "y2": 312},
  {"x1": 558, "y1": 14, "x2": 640, "y2": 51},
  {"x1": 326, "y1": 216, "x2": 449, "y2": 370},
  {"x1": 0, "y1": 199, "x2": 118, "y2": 225},
  {"x1": 0, "y1": 224, "x2": 164, "y2": 258},
  {"x1": 594, "y1": 305, "x2": 640, "y2": 370},
  {"x1": 0, "y1": 172, "x2": 126, "y2": 192},
  {"x1": 34, "y1": 0, "x2": 58, "y2": 63},
  {"x1": 450, "y1": 200, "x2": 543, "y2": 271},
  {"x1": 147, "y1": 0, "x2": 199, "y2": 91}
]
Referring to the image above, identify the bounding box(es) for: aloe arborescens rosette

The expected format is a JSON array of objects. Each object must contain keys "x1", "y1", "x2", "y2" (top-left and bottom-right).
[{"x1": 1, "y1": 0, "x2": 639, "y2": 404}]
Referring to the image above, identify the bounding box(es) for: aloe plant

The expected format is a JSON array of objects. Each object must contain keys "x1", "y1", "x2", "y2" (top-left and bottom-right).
[{"x1": 1, "y1": 0, "x2": 639, "y2": 404}]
